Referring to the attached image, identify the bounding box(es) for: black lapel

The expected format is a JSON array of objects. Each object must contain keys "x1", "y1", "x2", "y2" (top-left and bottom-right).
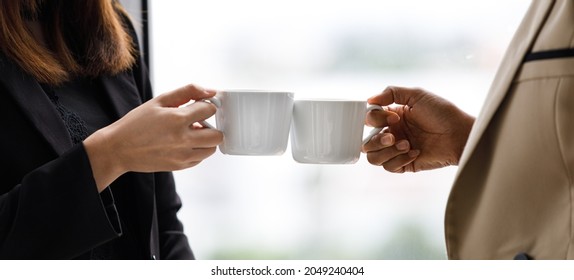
[{"x1": 0, "y1": 54, "x2": 73, "y2": 155}]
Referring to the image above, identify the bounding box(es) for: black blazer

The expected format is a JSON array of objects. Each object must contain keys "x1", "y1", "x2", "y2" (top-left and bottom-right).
[{"x1": 0, "y1": 20, "x2": 194, "y2": 260}]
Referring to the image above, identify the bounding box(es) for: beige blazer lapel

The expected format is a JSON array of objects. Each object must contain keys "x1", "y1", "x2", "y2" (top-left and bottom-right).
[{"x1": 457, "y1": 0, "x2": 555, "y2": 170}]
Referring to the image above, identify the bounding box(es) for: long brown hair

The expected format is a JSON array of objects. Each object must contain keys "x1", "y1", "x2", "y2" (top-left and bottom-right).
[{"x1": 0, "y1": 0, "x2": 136, "y2": 85}]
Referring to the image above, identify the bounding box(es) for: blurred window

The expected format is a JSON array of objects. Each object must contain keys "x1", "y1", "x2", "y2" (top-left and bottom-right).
[{"x1": 151, "y1": 0, "x2": 530, "y2": 259}]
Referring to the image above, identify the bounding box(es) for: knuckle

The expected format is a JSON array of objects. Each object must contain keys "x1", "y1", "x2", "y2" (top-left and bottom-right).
[
  {"x1": 366, "y1": 154, "x2": 381, "y2": 166},
  {"x1": 167, "y1": 109, "x2": 188, "y2": 125},
  {"x1": 186, "y1": 132, "x2": 205, "y2": 147},
  {"x1": 385, "y1": 163, "x2": 404, "y2": 173},
  {"x1": 382, "y1": 163, "x2": 394, "y2": 172},
  {"x1": 394, "y1": 168, "x2": 406, "y2": 174},
  {"x1": 186, "y1": 131, "x2": 202, "y2": 146},
  {"x1": 184, "y1": 83, "x2": 199, "y2": 93}
]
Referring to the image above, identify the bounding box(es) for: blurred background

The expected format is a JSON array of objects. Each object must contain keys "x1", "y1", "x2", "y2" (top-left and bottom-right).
[{"x1": 147, "y1": 0, "x2": 530, "y2": 259}]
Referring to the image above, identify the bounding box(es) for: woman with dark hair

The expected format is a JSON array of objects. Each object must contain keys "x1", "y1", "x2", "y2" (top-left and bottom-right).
[{"x1": 0, "y1": 0, "x2": 223, "y2": 259}]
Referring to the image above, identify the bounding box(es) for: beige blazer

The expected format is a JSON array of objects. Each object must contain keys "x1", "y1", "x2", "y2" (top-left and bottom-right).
[{"x1": 445, "y1": 0, "x2": 574, "y2": 259}]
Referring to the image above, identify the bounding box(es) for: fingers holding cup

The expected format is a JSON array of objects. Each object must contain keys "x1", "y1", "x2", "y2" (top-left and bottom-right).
[{"x1": 365, "y1": 107, "x2": 400, "y2": 128}]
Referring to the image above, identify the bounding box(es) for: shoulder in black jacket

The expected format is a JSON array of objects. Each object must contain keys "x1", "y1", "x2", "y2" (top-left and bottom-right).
[{"x1": 0, "y1": 11, "x2": 194, "y2": 260}]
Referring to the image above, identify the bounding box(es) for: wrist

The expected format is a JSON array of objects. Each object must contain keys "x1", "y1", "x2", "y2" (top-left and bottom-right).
[{"x1": 83, "y1": 126, "x2": 126, "y2": 192}]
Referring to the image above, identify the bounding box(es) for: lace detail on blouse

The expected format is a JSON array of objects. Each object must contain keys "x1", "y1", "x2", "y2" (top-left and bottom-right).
[{"x1": 42, "y1": 85, "x2": 90, "y2": 144}]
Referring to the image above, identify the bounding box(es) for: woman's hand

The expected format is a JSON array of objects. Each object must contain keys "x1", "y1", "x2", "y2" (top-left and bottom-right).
[
  {"x1": 362, "y1": 86, "x2": 475, "y2": 173},
  {"x1": 84, "y1": 84, "x2": 223, "y2": 192}
]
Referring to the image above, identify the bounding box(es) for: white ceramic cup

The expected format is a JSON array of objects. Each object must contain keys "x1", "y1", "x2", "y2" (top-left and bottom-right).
[
  {"x1": 290, "y1": 99, "x2": 383, "y2": 164},
  {"x1": 201, "y1": 90, "x2": 294, "y2": 155}
]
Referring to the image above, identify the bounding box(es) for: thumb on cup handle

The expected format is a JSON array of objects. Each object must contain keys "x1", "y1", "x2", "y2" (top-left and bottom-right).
[{"x1": 362, "y1": 104, "x2": 384, "y2": 146}]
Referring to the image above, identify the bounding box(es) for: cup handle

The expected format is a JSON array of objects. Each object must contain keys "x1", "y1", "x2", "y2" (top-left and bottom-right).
[
  {"x1": 198, "y1": 96, "x2": 221, "y2": 129},
  {"x1": 361, "y1": 104, "x2": 384, "y2": 146}
]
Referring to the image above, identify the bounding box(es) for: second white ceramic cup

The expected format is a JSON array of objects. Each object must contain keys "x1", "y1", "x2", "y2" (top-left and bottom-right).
[
  {"x1": 202, "y1": 90, "x2": 294, "y2": 155},
  {"x1": 290, "y1": 99, "x2": 382, "y2": 164}
]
